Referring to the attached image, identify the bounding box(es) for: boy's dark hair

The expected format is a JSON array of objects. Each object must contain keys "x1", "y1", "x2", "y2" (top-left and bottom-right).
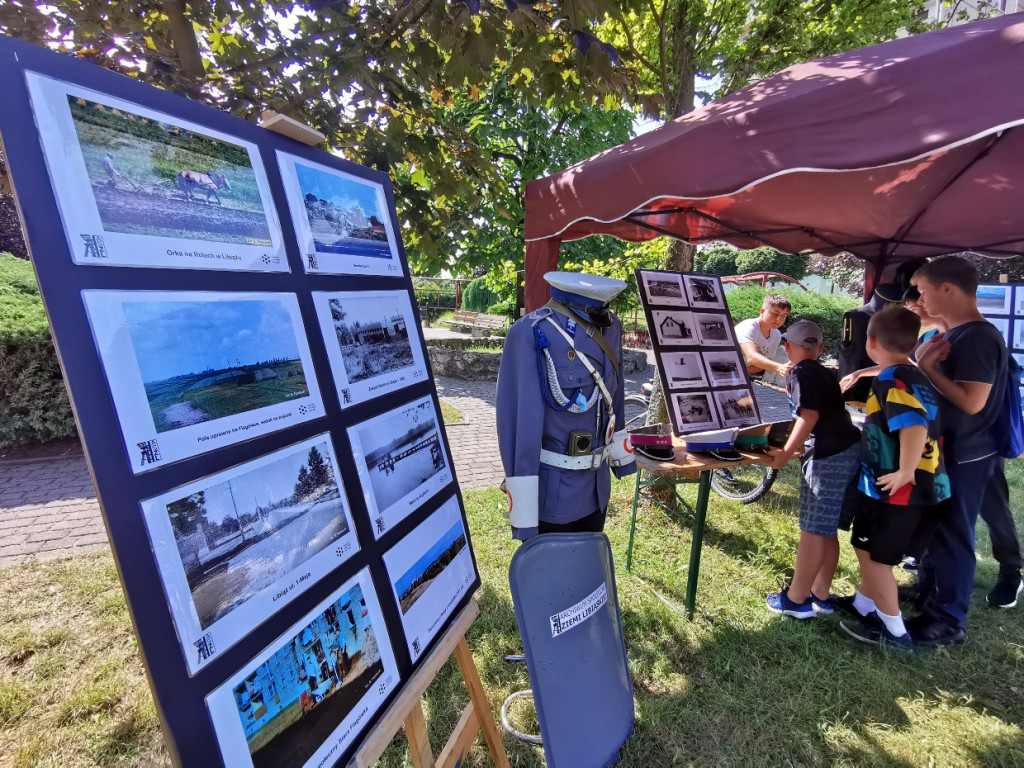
[
  {"x1": 867, "y1": 306, "x2": 921, "y2": 355},
  {"x1": 912, "y1": 255, "x2": 979, "y2": 295},
  {"x1": 763, "y1": 293, "x2": 791, "y2": 311}
]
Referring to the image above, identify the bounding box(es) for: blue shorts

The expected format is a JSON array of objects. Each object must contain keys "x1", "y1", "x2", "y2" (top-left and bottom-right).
[{"x1": 799, "y1": 443, "x2": 861, "y2": 537}]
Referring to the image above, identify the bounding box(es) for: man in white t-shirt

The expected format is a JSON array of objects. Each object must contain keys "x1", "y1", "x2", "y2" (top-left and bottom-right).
[{"x1": 735, "y1": 293, "x2": 793, "y2": 377}]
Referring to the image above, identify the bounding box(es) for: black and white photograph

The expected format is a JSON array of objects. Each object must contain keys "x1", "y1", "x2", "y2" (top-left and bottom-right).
[
  {"x1": 639, "y1": 271, "x2": 688, "y2": 307},
  {"x1": 987, "y1": 316, "x2": 1010, "y2": 347},
  {"x1": 661, "y1": 351, "x2": 708, "y2": 390},
  {"x1": 312, "y1": 290, "x2": 427, "y2": 408},
  {"x1": 207, "y1": 572, "x2": 399, "y2": 768},
  {"x1": 977, "y1": 284, "x2": 1012, "y2": 315},
  {"x1": 693, "y1": 312, "x2": 734, "y2": 346},
  {"x1": 382, "y1": 496, "x2": 475, "y2": 662},
  {"x1": 277, "y1": 152, "x2": 403, "y2": 277},
  {"x1": 82, "y1": 290, "x2": 323, "y2": 473},
  {"x1": 1014, "y1": 319, "x2": 1024, "y2": 351},
  {"x1": 670, "y1": 392, "x2": 719, "y2": 434},
  {"x1": 684, "y1": 275, "x2": 725, "y2": 308},
  {"x1": 714, "y1": 388, "x2": 760, "y2": 427},
  {"x1": 25, "y1": 72, "x2": 286, "y2": 271},
  {"x1": 141, "y1": 436, "x2": 358, "y2": 675},
  {"x1": 702, "y1": 350, "x2": 748, "y2": 387},
  {"x1": 1015, "y1": 287, "x2": 1024, "y2": 317},
  {"x1": 348, "y1": 396, "x2": 452, "y2": 538},
  {"x1": 651, "y1": 310, "x2": 697, "y2": 346}
]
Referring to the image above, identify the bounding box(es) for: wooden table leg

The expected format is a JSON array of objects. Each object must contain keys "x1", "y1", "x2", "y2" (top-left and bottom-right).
[
  {"x1": 626, "y1": 468, "x2": 643, "y2": 571},
  {"x1": 684, "y1": 470, "x2": 713, "y2": 619}
]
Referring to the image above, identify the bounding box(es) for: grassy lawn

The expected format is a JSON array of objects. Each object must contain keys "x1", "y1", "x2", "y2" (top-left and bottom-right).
[
  {"x1": 440, "y1": 399, "x2": 464, "y2": 425},
  {"x1": 3, "y1": 465, "x2": 1023, "y2": 766}
]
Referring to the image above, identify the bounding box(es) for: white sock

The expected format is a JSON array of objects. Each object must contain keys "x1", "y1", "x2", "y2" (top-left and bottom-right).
[
  {"x1": 852, "y1": 591, "x2": 876, "y2": 617},
  {"x1": 876, "y1": 609, "x2": 907, "y2": 637}
]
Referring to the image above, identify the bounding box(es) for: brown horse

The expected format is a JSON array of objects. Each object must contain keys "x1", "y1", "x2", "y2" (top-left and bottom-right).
[{"x1": 176, "y1": 169, "x2": 231, "y2": 204}]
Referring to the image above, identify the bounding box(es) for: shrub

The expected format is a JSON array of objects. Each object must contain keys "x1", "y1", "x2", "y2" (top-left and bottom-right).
[
  {"x1": 695, "y1": 243, "x2": 739, "y2": 276},
  {"x1": 734, "y1": 247, "x2": 809, "y2": 280},
  {"x1": 462, "y1": 276, "x2": 499, "y2": 312},
  {"x1": 725, "y1": 285, "x2": 858, "y2": 360},
  {"x1": 0, "y1": 253, "x2": 76, "y2": 447}
]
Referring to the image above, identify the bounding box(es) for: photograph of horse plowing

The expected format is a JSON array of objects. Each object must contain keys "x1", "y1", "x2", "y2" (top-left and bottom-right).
[{"x1": 68, "y1": 95, "x2": 274, "y2": 245}]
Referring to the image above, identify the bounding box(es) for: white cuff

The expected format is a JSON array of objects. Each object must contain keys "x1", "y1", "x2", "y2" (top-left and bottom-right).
[
  {"x1": 610, "y1": 429, "x2": 635, "y2": 468},
  {"x1": 505, "y1": 475, "x2": 539, "y2": 529}
]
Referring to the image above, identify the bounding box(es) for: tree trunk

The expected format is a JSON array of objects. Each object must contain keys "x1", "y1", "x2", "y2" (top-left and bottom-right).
[{"x1": 164, "y1": 0, "x2": 205, "y2": 92}]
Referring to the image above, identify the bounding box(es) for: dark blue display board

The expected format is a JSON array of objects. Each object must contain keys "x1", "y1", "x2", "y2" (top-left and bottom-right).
[{"x1": 0, "y1": 34, "x2": 480, "y2": 768}]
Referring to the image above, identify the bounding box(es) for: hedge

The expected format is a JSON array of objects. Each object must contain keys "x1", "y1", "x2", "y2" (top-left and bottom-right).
[
  {"x1": 462, "y1": 276, "x2": 500, "y2": 312},
  {"x1": 0, "y1": 253, "x2": 76, "y2": 448},
  {"x1": 725, "y1": 285, "x2": 859, "y2": 360}
]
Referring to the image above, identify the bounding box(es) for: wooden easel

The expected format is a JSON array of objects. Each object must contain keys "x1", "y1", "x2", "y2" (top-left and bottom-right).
[{"x1": 348, "y1": 600, "x2": 511, "y2": 768}]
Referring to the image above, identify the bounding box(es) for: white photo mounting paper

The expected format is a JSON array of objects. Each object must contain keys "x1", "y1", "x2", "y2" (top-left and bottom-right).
[
  {"x1": 661, "y1": 351, "x2": 708, "y2": 390},
  {"x1": 140, "y1": 435, "x2": 359, "y2": 676},
  {"x1": 651, "y1": 309, "x2": 697, "y2": 346},
  {"x1": 382, "y1": 495, "x2": 474, "y2": 662},
  {"x1": 348, "y1": 395, "x2": 453, "y2": 539},
  {"x1": 312, "y1": 290, "x2": 427, "y2": 408},
  {"x1": 24, "y1": 72, "x2": 286, "y2": 271},
  {"x1": 277, "y1": 151, "x2": 403, "y2": 277},
  {"x1": 207, "y1": 570, "x2": 399, "y2": 768},
  {"x1": 714, "y1": 388, "x2": 760, "y2": 427},
  {"x1": 977, "y1": 284, "x2": 1012, "y2": 316},
  {"x1": 683, "y1": 274, "x2": 725, "y2": 309},
  {"x1": 670, "y1": 392, "x2": 720, "y2": 433},
  {"x1": 82, "y1": 290, "x2": 323, "y2": 473},
  {"x1": 638, "y1": 270, "x2": 688, "y2": 307}
]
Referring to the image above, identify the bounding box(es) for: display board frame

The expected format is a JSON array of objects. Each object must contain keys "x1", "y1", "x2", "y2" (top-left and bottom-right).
[
  {"x1": 635, "y1": 269, "x2": 762, "y2": 435},
  {"x1": 0, "y1": 35, "x2": 480, "y2": 768},
  {"x1": 977, "y1": 282, "x2": 1024, "y2": 407}
]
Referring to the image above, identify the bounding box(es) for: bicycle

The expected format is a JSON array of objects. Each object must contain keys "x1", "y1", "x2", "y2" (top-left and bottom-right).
[{"x1": 624, "y1": 382, "x2": 778, "y2": 504}]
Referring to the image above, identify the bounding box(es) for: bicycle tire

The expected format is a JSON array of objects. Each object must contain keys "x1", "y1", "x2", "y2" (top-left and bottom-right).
[
  {"x1": 624, "y1": 394, "x2": 650, "y2": 431},
  {"x1": 710, "y1": 464, "x2": 778, "y2": 504}
]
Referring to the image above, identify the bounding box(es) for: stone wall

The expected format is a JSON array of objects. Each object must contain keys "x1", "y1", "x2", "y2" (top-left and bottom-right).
[{"x1": 427, "y1": 343, "x2": 648, "y2": 381}]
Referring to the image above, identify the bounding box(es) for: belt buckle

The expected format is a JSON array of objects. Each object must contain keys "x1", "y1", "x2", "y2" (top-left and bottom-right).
[{"x1": 590, "y1": 450, "x2": 604, "y2": 470}]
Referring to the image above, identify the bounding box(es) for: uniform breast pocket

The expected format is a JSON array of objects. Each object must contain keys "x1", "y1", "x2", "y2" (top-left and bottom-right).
[{"x1": 555, "y1": 362, "x2": 591, "y2": 391}]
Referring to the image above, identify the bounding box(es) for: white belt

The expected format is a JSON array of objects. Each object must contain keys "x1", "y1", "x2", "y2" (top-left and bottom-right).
[{"x1": 540, "y1": 445, "x2": 612, "y2": 470}]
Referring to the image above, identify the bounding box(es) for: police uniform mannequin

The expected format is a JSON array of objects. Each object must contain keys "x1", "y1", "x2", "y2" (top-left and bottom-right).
[
  {"x1": 496, "y1": 272, "x2": 637, "y2": 540},
  {"x1": 838, "y1": 283, "x2": 902, "y2": 403}
]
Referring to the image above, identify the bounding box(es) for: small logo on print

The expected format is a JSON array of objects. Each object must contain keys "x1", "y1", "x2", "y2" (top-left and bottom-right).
[
  {"x1": 137, "y1": 440, "x2": 161, "y2": 466},
  {"x1": 194, "y1": 633, "x2": 215, "y2": 663},
  {"x1": 412, "y1": 638, "x2": 421, "y2": 655},
  {"x1": 342, "y1": 389, "x2": 352, "y2": 404},
  {"x1": 81, "y1": 234, "x2": 107, "y2": 258},
  {"x1": 375, "y1": 516, "x2": 386, "y2": 535},
  {"x1": 306, "y1": 253, "x2": 319, "y2": 270},
  {"x1": 298, "y1": 403, "x2": 317, "y2": 415},
  {"x1": 261, "y1": 253, "x2": 281, "y2": 265}
]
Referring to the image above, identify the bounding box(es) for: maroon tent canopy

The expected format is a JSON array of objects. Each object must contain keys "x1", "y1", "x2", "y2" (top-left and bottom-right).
[{"x1": 523, "y1": 14, "x2": 1024, "y2": 310}]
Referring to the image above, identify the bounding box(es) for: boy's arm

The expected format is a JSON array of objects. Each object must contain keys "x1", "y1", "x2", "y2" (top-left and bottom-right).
[
  {"x1": 765, "y1": 410, "x2": 818, "y2": 468},
  {"x1": 839, "y1": 364, "x2": 882, "y2": 393},
  {"x1": 916, "y1": 336, "x2": 994, "y2": 415},
  {"x1": 739, "y1": 341, "x2": 790, "y2": 375},
  {"x1": 877, "y1": 424, "x2": 927, "y2": 493}
]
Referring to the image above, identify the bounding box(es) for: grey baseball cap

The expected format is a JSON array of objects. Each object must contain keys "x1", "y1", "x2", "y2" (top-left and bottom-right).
[{"x1": 783, "y1": 319, "x2": 823, "y2": 349}]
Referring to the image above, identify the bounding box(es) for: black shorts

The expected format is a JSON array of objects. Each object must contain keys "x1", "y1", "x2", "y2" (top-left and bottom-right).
[{"x1": 848, "y1": 495, "x2": 942, "y2": 566}]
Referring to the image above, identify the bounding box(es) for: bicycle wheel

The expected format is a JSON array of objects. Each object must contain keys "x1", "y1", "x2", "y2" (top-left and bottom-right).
[
  {"x1": 710, "y1": 463, "x2": 778, "y2": 504},
  {"x1": 624, "y1": 394, "x2": 650, "y2": 432}
]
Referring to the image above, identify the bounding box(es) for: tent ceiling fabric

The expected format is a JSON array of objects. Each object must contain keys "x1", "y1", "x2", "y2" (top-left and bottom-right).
[{"x1": 523, "y1": 13, "x2": 1024, "y2": 264}]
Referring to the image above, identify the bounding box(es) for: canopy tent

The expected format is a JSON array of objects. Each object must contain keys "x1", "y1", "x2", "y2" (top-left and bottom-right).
[{"x1": 522, "y1": 13, "x2": 1024, "y2": 310}]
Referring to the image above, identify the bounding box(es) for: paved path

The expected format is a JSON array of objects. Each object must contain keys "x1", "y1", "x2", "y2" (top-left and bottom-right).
[{"x1": 0, "y1": 351, "x2": 790, "y2": 568}]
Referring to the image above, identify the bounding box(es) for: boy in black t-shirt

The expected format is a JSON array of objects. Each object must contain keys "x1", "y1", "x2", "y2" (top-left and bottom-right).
[
  {"x1": 765, "y1": 320, "x2": 862, "y2": 619},
  {"x1": 838, "y1": 307, "x2": 950, "y2": 652}
]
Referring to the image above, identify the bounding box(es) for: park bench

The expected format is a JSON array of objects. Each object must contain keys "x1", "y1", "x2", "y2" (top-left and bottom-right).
[{"x1": 442, "y1": 310, "x2": 506, "y2": 337}]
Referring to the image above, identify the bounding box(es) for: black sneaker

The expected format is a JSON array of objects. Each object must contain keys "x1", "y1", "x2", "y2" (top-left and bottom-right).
[
  {"x1": 987, "y1": 570, "x2": 1024, "y2": 608},
  {"x1": 831, "y1": 594, "x2": 863, "y2": 618},
  {"x1": 897, "y1": 582, "x2": 927, "y2": 610},
  {"x1": 840, "y1": 616, "x2": 913, "y2": 653},
  {"x1": 905, "y1": 614, "x2": 966, "y2": 647}
]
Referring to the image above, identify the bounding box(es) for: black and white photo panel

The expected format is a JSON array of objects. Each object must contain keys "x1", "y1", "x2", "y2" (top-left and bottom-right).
[
  {"x1": 661, "y1": 351, "x2": 708, "y2": 390},
  {"x1": 347, "y1": 395, "x2": 453, "y2": 539},
  {"x1": 683, "y1": 274, "x2": 725, "y2": 309},
  {"x1": 638, "y1": 270, "x2": 688, "y2": 307},
  {"x1": 714, "y1": 388, "x2": 760, "y2": 427},
  {"x1": 206, "y1": 570, "x2": 399, "y2": 768},
  {"x1": 312, "y1": 290, "x2": 428, "y2": 409},
  {"x1": 24, "y1": 72, "x2": 286, "y2": 271},
  {"x1": 140, "y1": 434, "x2": 358, "y2": 675},
  {"x1": 82, "y1": 290, "x2": 324, "y2": 473},
  {"x1": 651, "y1": 309, "x2": 697, "y2": 346},
  {"x1": 382, "y1": 495, "x2": 474, "y2": 663},
  {"x1": 277, "y1": 152, "x2": 404, "y2": 277},
  {"x1": 702, "y1": 350, "x2": 747, "y2": 387},
  {"x1": 692, "y1": 312, "x2": 734, "y2": 347},
  {"x1": 670, "y1": 391, "x2": 720, "y2": 434}
]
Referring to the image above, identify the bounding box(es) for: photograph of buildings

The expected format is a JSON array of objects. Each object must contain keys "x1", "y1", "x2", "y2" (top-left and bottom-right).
[
  {"x1": 651, "y1": 310, "x2": 696, "y2": 346},
  {"x1": 693, "y1": 312, "x2": 733, "y2": 346},
  {"x1": 684, "y1": 275, "x2": 724, "y2": 308},
  {"x1": 640, "y1": 271, "x2": 688, "y2": 306}
]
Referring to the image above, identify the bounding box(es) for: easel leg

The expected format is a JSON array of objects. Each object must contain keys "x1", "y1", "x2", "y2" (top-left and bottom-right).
[
  {"x1": 405, "y1": 701, "x2": 435, "y2": 768},
  {"x1": 684, "y1": 470, "x2": 713, "y2": 619},
  {"x1": 455, "y1": 638, "x2": 511, "y2": 768}
]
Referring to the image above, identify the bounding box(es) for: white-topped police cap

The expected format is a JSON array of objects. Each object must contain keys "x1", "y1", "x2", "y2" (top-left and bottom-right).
[{"x1": 544, "y1": 271, "x2": 627, "y2": 305}]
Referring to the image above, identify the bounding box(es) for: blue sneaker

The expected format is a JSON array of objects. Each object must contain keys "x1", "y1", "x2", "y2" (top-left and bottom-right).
[
  {"x1": 811, "y1": 594, "x2": 834, "y2": 615},
  {"x1": 765, "y1": 587, "x2": 816, "y2": 619}
]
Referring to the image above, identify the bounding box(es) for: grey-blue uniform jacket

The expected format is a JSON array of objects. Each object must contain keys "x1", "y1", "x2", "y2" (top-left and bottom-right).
[{"x1": 496, "y1": 306, "x2": 636, "y2": 531}]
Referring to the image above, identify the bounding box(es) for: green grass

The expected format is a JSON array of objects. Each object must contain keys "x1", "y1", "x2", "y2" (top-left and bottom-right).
[
  {"x1": 440, "y1": 399, "x2": 464, "y2": 425},
  {"x1": 3, "y1": 466, "x2": 1023, "y2": 766}
]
